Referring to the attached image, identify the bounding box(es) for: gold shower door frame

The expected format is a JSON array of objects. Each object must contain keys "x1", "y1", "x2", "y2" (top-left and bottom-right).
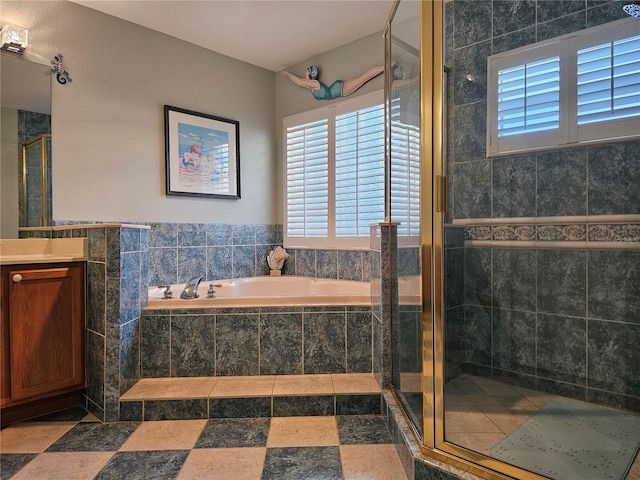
[
  {"x1": 419, "y1": 2, "x2": 549, "y2": 479},
  {"x1": 21, "y1": 133, "x2": 51, "y2": 228}
]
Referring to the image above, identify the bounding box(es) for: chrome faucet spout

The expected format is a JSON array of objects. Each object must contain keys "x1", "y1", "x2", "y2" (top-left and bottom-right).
[{"x1": 180, "y1": 276, "x2": 202, "y2": 299}]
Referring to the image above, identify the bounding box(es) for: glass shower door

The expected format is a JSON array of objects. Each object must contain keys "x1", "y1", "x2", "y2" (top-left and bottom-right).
[
  {"x1": 386, "y1": 0, "x2": 423, "y2": 437},
  {"x1": 439, "y1": 1, "x2": 640, "y2": 479}
]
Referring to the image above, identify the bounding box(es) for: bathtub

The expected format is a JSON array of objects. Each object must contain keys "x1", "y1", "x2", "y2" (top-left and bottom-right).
[{"x1": 146, "y1": 275, "x2": 371, "y2": 308}]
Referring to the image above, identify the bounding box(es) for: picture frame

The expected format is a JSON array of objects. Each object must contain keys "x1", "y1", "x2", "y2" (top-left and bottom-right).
[{"x1": 164, "y1": 105, "x2": 240, "y2": 199}]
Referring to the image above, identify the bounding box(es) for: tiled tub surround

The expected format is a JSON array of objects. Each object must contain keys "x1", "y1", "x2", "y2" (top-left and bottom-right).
[
  {"x1": 146, "y1": 222, "x2": 373, "y2": 286},
  {"x1": 21, "y1": 221, "x2": 394, "y2": 423},
  {"x1": 147, "y1": 276, "x2": 371, "y2": 308},
  {"x1": 139, "y1": 305, "x2": 373, "y2": 378}
]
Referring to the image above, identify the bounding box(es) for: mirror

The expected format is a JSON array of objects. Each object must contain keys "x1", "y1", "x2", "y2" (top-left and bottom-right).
[{"x1": 1, "y1": 53, "x2": 52, "y2": 238}]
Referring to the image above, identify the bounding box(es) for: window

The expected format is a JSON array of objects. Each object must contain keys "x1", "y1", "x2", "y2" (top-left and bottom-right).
[
  {"x1": 284, "y1": 90, "x2": 421, "y2": 248},
  {"x1": 488, "y1": 17, "x2": 640, "y2": 156},
  {"x1": 284, "y1": 91, "x2": 385, "y2": 248}
]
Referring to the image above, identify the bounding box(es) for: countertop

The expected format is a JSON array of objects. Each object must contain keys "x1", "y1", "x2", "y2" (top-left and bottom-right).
[{"x1": 0, "y1": 238, "x2": 87, "y2": 265}]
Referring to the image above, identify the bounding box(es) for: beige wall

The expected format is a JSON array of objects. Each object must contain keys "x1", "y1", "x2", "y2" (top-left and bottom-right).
[
  {"x1": 1, "y1": 1, "x2": 386, "y2": 227},
  {"x1": 274, "y1": 32, "x2": 385, "y2": 222},
  {"x1": 1, "y1": 0, "x2": 276, "y2": 225}
]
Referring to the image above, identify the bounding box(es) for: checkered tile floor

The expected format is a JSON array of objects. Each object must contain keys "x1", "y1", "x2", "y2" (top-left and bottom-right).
[{"x1": 0, "y1": 407, "x2": 409, "y2": 479}]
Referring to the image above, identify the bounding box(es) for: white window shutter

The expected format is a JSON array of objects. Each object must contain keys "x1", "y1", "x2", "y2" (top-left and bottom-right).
[
  {"x1": 497, "y1": 56, "x2": 560, "y2": 138},
  {"x1": 285, "y1": 118, "x2": 329, "y2": 239},
  {"x1": 335, "y1": 103, "x2": 385, "y2": 238},
  {"x1": 577, "y1": 34, "x2": 640, "y2": 125},
  {"x1": 488, "y1": 17, "x2": 640, "y2": 156}
]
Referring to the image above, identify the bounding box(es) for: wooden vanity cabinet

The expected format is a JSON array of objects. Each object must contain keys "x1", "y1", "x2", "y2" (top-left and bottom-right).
[{"x1": 1, "y1": 262, "x2": 85, "y2": 423}]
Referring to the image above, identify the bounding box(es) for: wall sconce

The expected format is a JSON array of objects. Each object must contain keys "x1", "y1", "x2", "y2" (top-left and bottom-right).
[{"x1": 1, "y1": 25, "x2": 28, "y2": 54}]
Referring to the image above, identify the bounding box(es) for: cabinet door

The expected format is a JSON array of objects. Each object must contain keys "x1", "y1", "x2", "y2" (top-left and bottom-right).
[
  {"x1": 8, "y1": 264, "x2": 85, "y2": 402},
  {"x1": 1, "y1": 270, "x2": 10, "y2": 406}
]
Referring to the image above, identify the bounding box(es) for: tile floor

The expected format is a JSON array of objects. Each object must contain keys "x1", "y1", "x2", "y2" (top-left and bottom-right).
[
  {"x1": 0, "y1": 409, "x2": 408, "y2": 479},
  {"x1": 444, "y1": 375, "x2": 640, "y2": 480}
]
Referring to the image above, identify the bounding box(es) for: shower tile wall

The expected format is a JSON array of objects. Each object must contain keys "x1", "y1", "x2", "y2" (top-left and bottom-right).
[{"x1": 445, "y1": 0, "x2": 640, "y2": 411}]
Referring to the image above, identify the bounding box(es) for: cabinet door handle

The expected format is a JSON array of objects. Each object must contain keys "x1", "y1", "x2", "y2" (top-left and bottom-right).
[{"x1": 12, "y1": 274, "x2": 22, "y2": 283}]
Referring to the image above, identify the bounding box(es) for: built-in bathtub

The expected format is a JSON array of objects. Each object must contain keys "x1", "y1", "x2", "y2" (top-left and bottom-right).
[
  {"x1": 146, "y1": 275, "x2": 372, "y2": 308},
  {"x1": 140, "y1": 275, "x2": 375, "y2": 380}
]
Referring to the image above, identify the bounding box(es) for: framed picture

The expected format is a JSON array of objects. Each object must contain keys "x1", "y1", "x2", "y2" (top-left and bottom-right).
[{"x1": 164, "y1": 105, "x2": 240, "y2": 199}]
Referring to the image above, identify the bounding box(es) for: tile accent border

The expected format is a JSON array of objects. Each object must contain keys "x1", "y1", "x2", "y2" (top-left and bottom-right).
[{"x1": 460, "y1": 216, "x2": 640, "y2": 249}]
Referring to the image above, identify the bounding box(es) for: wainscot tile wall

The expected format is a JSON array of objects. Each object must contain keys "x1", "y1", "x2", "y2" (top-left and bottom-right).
[
  {"x1": 27, "y1": 224, "x2": 151, "y2": 422},
  {"x1": 444, "y1": 0, "x2": 640, "y2": 412},
  {"x1": 23, "y1": 220, "x2": 396, "y2": 422},
  {"x1": 371, "y1": 223, "x2": 398, "y2": 390}
]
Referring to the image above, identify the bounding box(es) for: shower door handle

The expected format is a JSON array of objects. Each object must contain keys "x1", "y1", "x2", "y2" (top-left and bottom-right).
[
  {"x1": 437, "y1": 66, "x2": 449, "y2": 214},
  {"x1": 435, "y1": 175, "x2": 447, "y2": 213}
]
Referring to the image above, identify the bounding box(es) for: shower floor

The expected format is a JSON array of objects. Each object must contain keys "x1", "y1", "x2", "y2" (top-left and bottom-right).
[{"x1": 444, "y1": 374, "x2": 640, "y2": 479}]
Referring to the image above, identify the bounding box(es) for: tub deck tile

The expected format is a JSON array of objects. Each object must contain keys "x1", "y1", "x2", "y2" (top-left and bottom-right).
[
  {"x1": 273, "y1": 374, "x2": 334, "y2": 396},
  {"x1": 120, "y1": 377, "x2": 218, "y2": 401},
  {"x1": 120, "y1": 374, "x2": 381, "y2": 420},
  {"x1": 210, "y1": 376, "x2": 275, "y2": 398},
  {"x1": 332, "y1": 373, "x2": 380, "y2": 394}
]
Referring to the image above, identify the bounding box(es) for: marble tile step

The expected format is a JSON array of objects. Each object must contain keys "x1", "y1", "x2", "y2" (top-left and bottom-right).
[{"x1": 119, "y1": 373, "x2": 383, "y2": 421}]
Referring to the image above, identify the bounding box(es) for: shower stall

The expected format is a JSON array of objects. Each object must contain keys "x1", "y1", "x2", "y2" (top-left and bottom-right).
[{"x1": 385, "y1": 1, "x2": 640, "y2": 479}]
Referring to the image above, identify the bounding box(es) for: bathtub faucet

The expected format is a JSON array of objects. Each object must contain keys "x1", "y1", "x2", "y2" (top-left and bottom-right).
[{"x1": 180, "y1": 276, "x2": 202, "y2": 299}]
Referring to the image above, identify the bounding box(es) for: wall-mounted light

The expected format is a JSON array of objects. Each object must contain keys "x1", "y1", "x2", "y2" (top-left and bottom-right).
[{"x1": 1, "y1": 25, "x2": 28, "y2": 54}]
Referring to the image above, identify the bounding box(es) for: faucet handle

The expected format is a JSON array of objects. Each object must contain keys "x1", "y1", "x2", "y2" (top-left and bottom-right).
[{"x1": 158, "y1": 284, "x2": 173, "y2": 299}]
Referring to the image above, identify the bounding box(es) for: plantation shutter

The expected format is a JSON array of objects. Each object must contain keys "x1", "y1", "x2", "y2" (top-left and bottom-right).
[
  {"x1": 577, "y1": 34, "x2": 640, "y2": 125},
  {"x1": 335, "y1": 103, "x2": 385, "y2": 237},
  {"x1": 285, "y1": 118, "x2": 329, "y2": 238},
  {"x1": 497, "y1": 56, "x2": 560, "y2": 137},
  {"x1": 488, "y1": 18, "x2": 640, "y2": 156}
]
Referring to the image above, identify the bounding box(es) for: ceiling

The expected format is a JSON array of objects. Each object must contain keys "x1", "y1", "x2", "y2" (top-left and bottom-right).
[{"x1": 70, "y1": 0, "x2": 397, "y2": 72}]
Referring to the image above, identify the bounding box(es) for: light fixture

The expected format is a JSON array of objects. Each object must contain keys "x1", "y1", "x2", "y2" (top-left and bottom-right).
[
  {"x1": 1, "y1": 25, "x2": 28, "y2": 54},
  {"x1": 623, "y1": 2, "x2": 640, "y2": 18}
]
